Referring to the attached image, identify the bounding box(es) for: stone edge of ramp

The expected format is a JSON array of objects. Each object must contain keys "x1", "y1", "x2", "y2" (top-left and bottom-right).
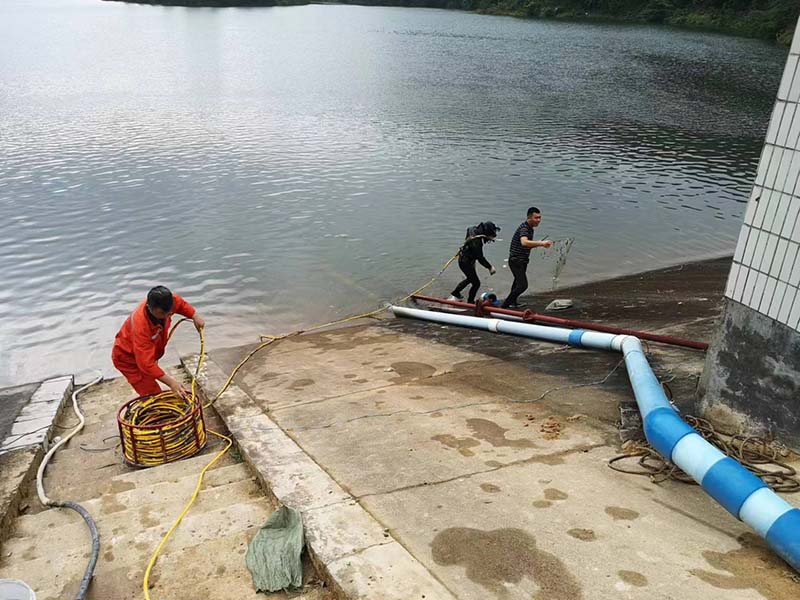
[
  {"x1": 182, "y1": 354, "x2": 456, "y2": 600},
  {"x1": 0, "y1": 375, "x2": 73, "y2": 549}
]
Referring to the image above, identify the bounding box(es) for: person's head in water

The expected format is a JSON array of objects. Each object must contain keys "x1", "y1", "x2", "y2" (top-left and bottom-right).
[
  {"x1": 478, "y1": 221, "x2": 500, "y2": 240},
  {"x1": 147, "y1": 286, "x2": 174, "y2": 320},
  {"x1": 526, "y1": 207, "x2": 542, "y2": 228}
]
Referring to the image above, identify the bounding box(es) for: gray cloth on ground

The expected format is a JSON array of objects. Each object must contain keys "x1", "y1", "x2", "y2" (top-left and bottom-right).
[{"x1": 245, "y1": 505, "x2": 304, "y2": 592}]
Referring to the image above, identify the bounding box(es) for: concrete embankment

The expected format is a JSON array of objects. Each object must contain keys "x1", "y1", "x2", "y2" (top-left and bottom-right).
[
  {"x1": 188, "y1": 256, "x2": 799, "y2": 599},
  {"x1": 2, "y1": 257, "x2": 799, "y2": 598}
]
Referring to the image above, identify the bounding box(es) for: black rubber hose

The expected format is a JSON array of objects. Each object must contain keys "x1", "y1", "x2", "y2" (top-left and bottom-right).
[{"x1": 55, "y1": 501, "x2": 100, "y2": 600}]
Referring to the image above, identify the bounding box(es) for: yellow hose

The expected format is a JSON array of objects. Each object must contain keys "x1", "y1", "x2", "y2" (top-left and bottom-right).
[
  {"x1": 141, "y1": 249, "x2": 460, "y2": 598},
  {"x1": 142, "y1": 326, "x2": 232, "y2": 599}
]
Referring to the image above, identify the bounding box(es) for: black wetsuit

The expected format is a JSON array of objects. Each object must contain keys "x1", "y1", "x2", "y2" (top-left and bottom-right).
[{"x1": 451, "y1": 226, "x2": 493, "y2": 303}]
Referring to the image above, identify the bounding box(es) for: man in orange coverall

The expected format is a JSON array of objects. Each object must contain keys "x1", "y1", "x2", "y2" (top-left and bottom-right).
[{"x1": 112, "y1": 286, "x2": 205, "y2": 398}]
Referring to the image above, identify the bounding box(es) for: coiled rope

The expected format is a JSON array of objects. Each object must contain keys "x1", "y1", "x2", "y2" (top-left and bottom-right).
[
  {"x1": 609, "y1": 415, "x2": 800, "y2": 492},
  {"x1": 118, "y1": 316, "x2": 212, "y2": 468},
  {"x1": 118, "y1": 392, "x2": 206, "y2": 467}
]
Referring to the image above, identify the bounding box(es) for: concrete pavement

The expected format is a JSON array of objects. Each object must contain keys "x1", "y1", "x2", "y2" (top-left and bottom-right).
[{"x1": 192, "y1": 259, "x2": 800, "y2": 599}]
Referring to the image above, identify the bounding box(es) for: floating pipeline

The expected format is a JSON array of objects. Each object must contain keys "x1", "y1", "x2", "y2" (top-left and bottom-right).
[{"x1": 411, "y1": 294, "x2": 709, "y2": 351}]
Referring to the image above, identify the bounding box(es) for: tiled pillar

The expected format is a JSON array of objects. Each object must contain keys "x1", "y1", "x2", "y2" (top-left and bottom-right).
[{"x1": 699, "y1": 22, "x2": 800, "y2": 449}]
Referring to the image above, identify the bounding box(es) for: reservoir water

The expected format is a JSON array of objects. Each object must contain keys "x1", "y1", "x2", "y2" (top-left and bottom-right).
[{"x1": 0, "y1": 0, "x2": 788, "y2": 385}]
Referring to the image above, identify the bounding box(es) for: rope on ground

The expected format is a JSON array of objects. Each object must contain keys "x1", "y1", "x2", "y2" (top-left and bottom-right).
[
  {"x1": 508, "y1": 357, "x2": 627, "y2": 404},
  {"x1": 141, "y1": 250, "x2": 461, "y2": 597},
  {"x1": 141, "y1": 241, "x2": 567, "y2": 597},
  {"x1": 79, "y1": 435, "x2": 121, "y2": 453},
  {"x1": 142, "y1": 325, "x2": 233, "y2": 600},
  {"x1": 192, "y1": 250, "x2": 462, "y2": 409},
  {"x1": 609, "y1": 415, "x2": 800, "y2": 493}
]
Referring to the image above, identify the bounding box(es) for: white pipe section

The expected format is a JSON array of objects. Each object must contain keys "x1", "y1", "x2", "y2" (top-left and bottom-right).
[{"x1": 390, "y1": 305, "x2": 800, "y2": 572}]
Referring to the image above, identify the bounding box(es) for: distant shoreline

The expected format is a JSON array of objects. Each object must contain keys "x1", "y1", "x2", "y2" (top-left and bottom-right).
[{"x1": 103, "y1": 0, "x2": 797, "y2": 46}]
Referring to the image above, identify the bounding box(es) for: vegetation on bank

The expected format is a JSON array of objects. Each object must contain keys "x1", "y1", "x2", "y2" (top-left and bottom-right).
[
  {"x1": 108, "y1": 0, "x2": 798, "y2": 45},
  {"x1": 490, "y1": 0, "x2": 799, "y2": 46}
]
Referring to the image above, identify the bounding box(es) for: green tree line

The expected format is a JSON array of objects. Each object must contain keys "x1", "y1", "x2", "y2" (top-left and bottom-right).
[
  {"x1": 108, "y1": 0, "x2": 798, "y2": 45},
  {"x1": 341, "y1": 0, "x2": 799, "y2": 44}
]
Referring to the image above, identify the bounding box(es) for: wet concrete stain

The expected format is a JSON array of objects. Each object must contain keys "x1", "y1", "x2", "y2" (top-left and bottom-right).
[
  {"x1": 256, "y1": 371, "x2": 280, "y2": 382},
  {"x1": 431, "y1": 527, "x2": 583, "y2": 599},
  {"x1": 56, "y1": 578, "x2": 81, "y2": 600},
  {"x1": 302, "y1": 329, "x2": 400, "y2": 352},
  {"x1": 430, "y1": 411, "x2": 444, "y2": 418},
  {"x1": 605, "y1": 506, "x2": 639, "y2": 521},
  {"x1": 527, "y1": 453, "x2": 566, "y2": 465},
  {"x1": 288, "y1": 378, "x2": 314, "y2": 391},
  {"x1": 480, "y1": 483, "x2": 501, "y2": 493},
  {"x1": 139, "y1": 507, "x2": 159, "y2": 529},
  {"x1": 391, "y1": 361, "x2": 437, "y2": 379},
  {"x1": 689, "y1": 532, "x2": 800, "y2": 599},
  {"x1": 618, "y1": 570, "x2": 648, "y2": 587},
  {"x1": 544, "y1": 488, "x2": 568, "y2": 501},
  {"x1": 432, "y1": 434, "x2": 481, "y2": 457},
  {"x1": 109, "y1": 480, "x2": 136, "y2": 494},
  {"x1": 100, "y1": 492, "x2": 127, "y2": 514},
  {"x1": 466, "y1": 418, "x2": 537, "y2": 449},
  {"x1": 567, "y1": 528, "x2": 597, "y2": 542},
  {"x1": 532, "y1": 500, "x2": 552, "y2": 508}
]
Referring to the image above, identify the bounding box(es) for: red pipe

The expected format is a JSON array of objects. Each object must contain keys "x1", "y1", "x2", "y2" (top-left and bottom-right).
[{"x1": 410, "y1": 294, "x2": 708, "y2": 351}]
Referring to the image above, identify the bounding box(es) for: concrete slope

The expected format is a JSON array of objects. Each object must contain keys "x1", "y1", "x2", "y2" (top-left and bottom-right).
[
  {"x1": 0, "y1": 372, "x2": 332, "y2": 600},
  {"x1": 198, "y1": 315, "x2": 800, "y2": 600}
]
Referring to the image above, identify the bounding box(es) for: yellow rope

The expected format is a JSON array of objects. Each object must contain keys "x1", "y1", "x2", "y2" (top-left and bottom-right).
[
  {"x1": 142, "y1": 326, "x2": 232, "y2": 599},
  {"x1": 203, "y1": 250, "x2": 460, "y2": 408},
  {"x1": 141, "y1": 249, "x2": 461, "y2": 598}
]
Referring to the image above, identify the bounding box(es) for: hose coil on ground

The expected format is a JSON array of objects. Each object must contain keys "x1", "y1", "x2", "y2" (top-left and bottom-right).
[{"x1": 117, "y1": 391, "x2": 206, "y2": 467}]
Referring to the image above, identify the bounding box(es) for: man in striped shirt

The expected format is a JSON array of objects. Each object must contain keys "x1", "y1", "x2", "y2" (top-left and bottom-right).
[{"x1": 501, "y1": 207, "x2": 552, "y2": 309}]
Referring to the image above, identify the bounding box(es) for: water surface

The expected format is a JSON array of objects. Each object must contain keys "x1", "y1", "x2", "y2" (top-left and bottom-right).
[{"x1": 0, "y1": 0, "x2": 787, "y2": 385}]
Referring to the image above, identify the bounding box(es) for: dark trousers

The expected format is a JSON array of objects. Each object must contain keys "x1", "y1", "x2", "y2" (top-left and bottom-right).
[
  {"x1": 502, "y1": 258, "x2": 528, "y2": 308},
  {"x1": 452, "y1": 257, "x2": 481, "y2": 303}
]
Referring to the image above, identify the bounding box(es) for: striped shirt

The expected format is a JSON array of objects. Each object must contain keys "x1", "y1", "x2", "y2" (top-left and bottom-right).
[{"x1": 508, "y1": 221, "x2": 534, "y2": 262}]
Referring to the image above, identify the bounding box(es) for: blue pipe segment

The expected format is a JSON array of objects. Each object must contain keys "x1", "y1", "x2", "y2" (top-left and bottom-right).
[{"x1": 390, "y1": 305, "x2": 800, "y2": 572}]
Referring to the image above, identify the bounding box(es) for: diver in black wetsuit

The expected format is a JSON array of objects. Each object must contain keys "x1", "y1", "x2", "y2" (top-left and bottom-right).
[{"x1": 450, "y1": 221, "x2": 500, "y2": 304}]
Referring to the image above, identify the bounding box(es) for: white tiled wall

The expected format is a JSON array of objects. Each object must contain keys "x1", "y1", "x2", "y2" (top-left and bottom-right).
[{"x1": 726, "y1": 28, "x2": 800, "y2": 331}]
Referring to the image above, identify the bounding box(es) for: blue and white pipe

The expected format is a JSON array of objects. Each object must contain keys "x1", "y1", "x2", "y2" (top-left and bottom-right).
[{"x1": 390, "y1": 305, "x2": 800, "y2": 571}]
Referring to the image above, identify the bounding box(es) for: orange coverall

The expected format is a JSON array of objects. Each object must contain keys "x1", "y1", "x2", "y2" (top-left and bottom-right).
[{"x1": 111, "y1": 295, "x2": 196, "y2": 396}]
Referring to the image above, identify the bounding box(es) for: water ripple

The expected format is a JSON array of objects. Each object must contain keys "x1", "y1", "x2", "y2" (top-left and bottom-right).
[{"x1": 0, "y1": 0, "x2": 784, "y2": 385}]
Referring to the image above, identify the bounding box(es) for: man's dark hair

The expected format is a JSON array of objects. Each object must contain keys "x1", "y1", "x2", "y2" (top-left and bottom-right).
[
  {"x1": 527, "y1": 206, "x2": 541, "y2": 217},
  {"x1": 147, "y1": 286, "x2": 174, "y2": 312}
]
